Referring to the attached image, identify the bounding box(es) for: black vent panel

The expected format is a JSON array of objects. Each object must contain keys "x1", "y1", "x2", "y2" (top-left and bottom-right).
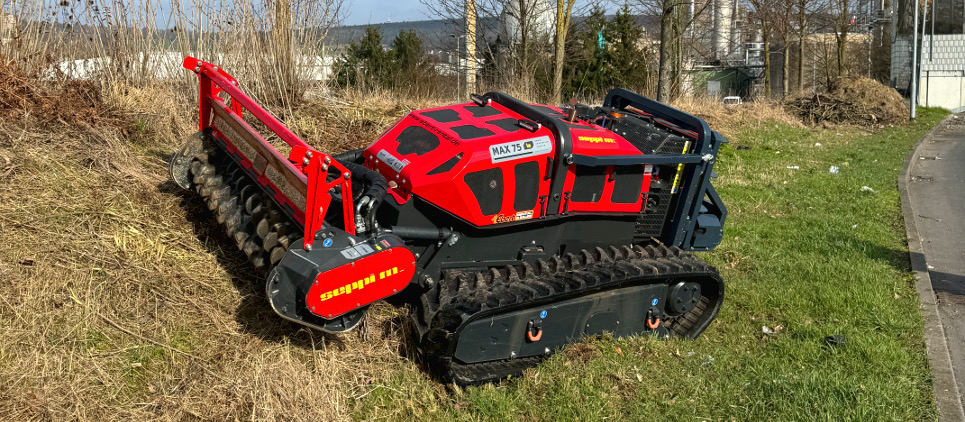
[
  {"x1": 464, "y1": 168, "x2": 503, "y2": 216},
  {"x1": 452, "y1": 125, "x2": 495, "y2": 140},
  {"x1": 422, "y1": 109, "x2": 460, "y2": 123},
  {"x1": 611, "y1": 165, "x2": 644, "y2": 204},
  {"x1": 427, "y1": 153, "x2": 463, "y2": 176},
  {"x1": 396, "y1": 126, "x2": 440, "y2": 156},
  {"x1": 571, "y1": 165, "x2": 606, "y2": 203},
  {"x1": 465, "y1": 105, "x2": 501, "y2": 118},
  {"x1": 513, "y1": 161, "x2": 539, "y2": 211},
  {"x1": 487, "y1": 118, "x2": 520, "y2": 132}
]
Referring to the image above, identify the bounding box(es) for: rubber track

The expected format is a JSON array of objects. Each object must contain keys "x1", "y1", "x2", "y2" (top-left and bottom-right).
[
  {"x1": 188, "y1": 140, "x2": 298, "y2": 275},
  {"x1": 416, "y1": 244, "x2": 723, "y2": 385}
]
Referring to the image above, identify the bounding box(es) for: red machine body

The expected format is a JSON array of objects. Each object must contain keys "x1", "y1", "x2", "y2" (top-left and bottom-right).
[
  {"x1": 172, "y1": 57, "x2": 728, "y2": 385},
  {"x1": 364, "y1": 102, "x2": 657, "y2": 227}
]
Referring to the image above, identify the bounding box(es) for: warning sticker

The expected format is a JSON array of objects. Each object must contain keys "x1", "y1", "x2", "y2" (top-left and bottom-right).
[
  {"x1": 377, "y1": 149, "x2": 409, "y2": 173},
  {"x1": 489, "y1": 136, "x2": 552, "y2": 163}
]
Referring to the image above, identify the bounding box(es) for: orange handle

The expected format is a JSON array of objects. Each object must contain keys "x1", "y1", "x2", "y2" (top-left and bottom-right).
[{"x1": 527, "y1": 328, "x2": 543, "y2": 342}]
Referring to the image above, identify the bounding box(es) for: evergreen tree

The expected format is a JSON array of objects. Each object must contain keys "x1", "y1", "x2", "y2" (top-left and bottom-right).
[
  {"x1": 334, "y1": 26, "x2": 390, "y2": 89},
  {"x1": 606, "y1": 5, "x2": 650, "y2": 94},
  {"x1": 388, "y1": 29, "x2": 433, "y2": 90},
  {"x1": 564, "y1": 6, "x2": 610, "y2": 98}
]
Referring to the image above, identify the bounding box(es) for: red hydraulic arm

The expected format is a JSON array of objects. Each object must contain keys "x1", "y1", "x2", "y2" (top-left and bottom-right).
[{"x1": 182, "y1": 57, "x2": 355, "y2": 249}]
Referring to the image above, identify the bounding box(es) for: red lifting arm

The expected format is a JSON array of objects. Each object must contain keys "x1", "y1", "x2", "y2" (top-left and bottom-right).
[{"x1": 182, "y1": 57, "x2": 355, "y2": 248}]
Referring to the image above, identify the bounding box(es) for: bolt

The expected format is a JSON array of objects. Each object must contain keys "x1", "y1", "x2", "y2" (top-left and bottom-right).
[
  {"x1": 303, "y1": 157, "x2": 310, "y2": 166},
  {"x1": 305, "y1": 244, "x2": 312, "y2": 251},
  {"x1": 344, "y1": 172, "x2": 351, "y2": 180},
  {"x1": 314, "y1": 280, "x2": 318, "y2": 285},
  {"x1": 393, "y1": 289, "x2": 397, "y2": 293},
  {"x1": 356, "y1": 303, "x2": 360, "y2": 307},
  {"x1": 311, "y1": 306, "x2": 316, "y2": 311},
  {"x1": 414, "y1": 253, "x2": 420, "y2": 259},
  {"x1": 531, "y1": 240, "x2": 536, "y2": 245},
  {"x1": 321, "y1": 164, "x2": 328, "y2": 171},
  {"x1": 305, "y1": 151, "x2": 313, "y2": 158},
  {"x1": 328, "y1": 314, "x2": 333, "y2": 318},
  {"x1": 324, "y1": 156, "x2": 331, "y2": 164}
]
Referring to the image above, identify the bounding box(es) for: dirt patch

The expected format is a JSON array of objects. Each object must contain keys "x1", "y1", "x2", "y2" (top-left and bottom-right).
[
  {"x1": 785, "y1": 76, "x2": 909, "y2": 126},
  {"x1": 565, "y1": 343, "x2": 599, "y2": 365}
]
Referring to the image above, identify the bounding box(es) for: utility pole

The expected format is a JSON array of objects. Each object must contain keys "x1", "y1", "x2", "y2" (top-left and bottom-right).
[
  {"x1": 465, "y1": 0, "x2": 476, "y2": 98},
  {"x1": 910, "y1": 0, "x2": 918, "y2": 119}
]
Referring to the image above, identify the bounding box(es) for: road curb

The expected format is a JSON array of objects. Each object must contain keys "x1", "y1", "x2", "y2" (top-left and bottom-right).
[{"x1": 899, "y1": 114, "x2": 965, "y2": 422}]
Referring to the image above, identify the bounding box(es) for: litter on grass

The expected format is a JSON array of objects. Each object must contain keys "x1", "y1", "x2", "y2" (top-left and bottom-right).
[
  {"x1": 829, "y1": 166, "x2": 840, "y2": 174},
  {"x1": 787, "y1": 166, "x2": 800, "y2": 170},
  {"x1": 861, "y1": 186, "x2": 876, "y2": 193}
]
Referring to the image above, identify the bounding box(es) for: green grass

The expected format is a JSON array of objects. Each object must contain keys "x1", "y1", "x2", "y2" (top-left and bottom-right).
[{"x1": 352, "y1": 108, "x2": 949, "y2": 421}]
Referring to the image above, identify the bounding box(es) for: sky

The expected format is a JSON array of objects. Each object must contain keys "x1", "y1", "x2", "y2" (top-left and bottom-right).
[{"x1": 343, "y1": 0, "x2": 432, "y2": 26}]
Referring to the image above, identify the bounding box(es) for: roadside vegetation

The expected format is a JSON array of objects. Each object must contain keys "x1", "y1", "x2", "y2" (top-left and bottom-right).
[
  {"x1": 0, "y1": 0, "x2": 945, "y2": 419},
  {"x1": 0, "y1": 55, "x2": 946, "y2": 418}
]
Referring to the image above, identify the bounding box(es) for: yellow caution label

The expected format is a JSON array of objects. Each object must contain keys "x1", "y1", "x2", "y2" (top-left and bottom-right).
[{"x1": 670, "y1": 141, "x2": 692, "y2": 194}]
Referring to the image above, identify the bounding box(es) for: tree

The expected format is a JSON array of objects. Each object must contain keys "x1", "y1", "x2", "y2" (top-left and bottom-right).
[
  {"x1": 747, "y1": 0, "x2": 779, "y2": 97},
  {"x1": 563, "y1": 6, "x2": 609, "y2": 97},
  {"x1": 770, "y1": 0, "x2": 794, "y2": 97},
  {"x1": 828, "y1": 0, "x2": 851, "y2": 79},
  {"x1": 607, "y1": 5, "x2": 651, "y2": 93},
  {"x1": 656, "y1": 0, "x2": 675, "y2": 101},
  {"x1": 389, "y1": 29, "x2": 435, "y2": 92},
  {"x1": 333, "y1": 26, "x2": 390, "y2": 89},
  {"x1": 550, "y1": 0, "x2": 577, "y2": 104}
]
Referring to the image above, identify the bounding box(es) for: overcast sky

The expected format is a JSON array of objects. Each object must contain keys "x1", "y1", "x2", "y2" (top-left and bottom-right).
[{"x1": 344, "y1": 0, "x2": 431, "y2": 25}]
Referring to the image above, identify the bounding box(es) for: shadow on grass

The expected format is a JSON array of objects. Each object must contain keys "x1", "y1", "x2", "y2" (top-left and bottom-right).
[{"x1": 159, "y1": 179, "x2": 348, "y2": 352}]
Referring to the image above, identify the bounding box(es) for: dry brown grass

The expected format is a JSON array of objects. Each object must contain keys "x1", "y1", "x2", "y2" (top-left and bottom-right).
[
  {"x1": 669, "y1": 96, "x2": 803, "y2": 135},
  {"x1": 0, "y1": 67, "x2": 439, "y2": 420}
]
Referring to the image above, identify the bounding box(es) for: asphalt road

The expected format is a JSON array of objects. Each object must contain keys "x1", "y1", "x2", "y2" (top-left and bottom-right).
[{"x1": 905, "y1": 112, "x2": 965, "y2": 421}]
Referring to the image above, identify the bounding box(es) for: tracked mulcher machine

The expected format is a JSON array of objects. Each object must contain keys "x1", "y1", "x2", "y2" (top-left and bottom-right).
[{"x1": 171, "y1": 57, "x2": 728, "y2": 384}]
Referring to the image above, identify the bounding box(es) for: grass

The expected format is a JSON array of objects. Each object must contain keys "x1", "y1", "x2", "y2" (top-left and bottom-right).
[
  {"x1": 350, "y1": 108, "x2": 949, "y2": 421},
  {"x1": 0, "y1": 64, "x2": 948, "y2": 420}
]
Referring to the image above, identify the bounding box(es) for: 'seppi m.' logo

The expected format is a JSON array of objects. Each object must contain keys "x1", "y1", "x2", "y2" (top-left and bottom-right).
[{"x1": 318, "y1": 266, "x2": 402, "y2": 302}]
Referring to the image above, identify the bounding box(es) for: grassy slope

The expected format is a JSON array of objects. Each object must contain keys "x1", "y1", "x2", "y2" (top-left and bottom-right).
[
  {"x1": 0, "y1": 82, "x2": 946, "y2": 420},
  {"x1": 354, "y1": 108, "x2": 948, "y2": 421}
]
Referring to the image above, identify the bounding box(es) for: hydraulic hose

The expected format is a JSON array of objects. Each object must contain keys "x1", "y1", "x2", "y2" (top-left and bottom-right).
[{"x1": 336, "y1": 158, "x2": 386, "y2": 233}]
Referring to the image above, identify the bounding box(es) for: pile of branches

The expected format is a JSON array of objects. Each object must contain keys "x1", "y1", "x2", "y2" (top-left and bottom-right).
[
  {"x1": 0, "y1": 58, "x2": 127, "y2": 129},
  {"x1": 785, "y1": 76, "x2": 909, "y2": 126}
]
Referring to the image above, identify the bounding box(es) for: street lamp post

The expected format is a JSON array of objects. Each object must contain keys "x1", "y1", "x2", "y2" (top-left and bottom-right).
[{"x1": 450, "y1": 34, "x2": 465, "y2": 101}]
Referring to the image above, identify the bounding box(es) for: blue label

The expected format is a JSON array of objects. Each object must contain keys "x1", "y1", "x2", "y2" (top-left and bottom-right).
[
  {"x1": 540, "y1": 310, "x2": 547, "y2": 318},
  {"x1": 322, "y1": 238, "x2": 333, "y2": 248},
  {"x1": 651, "y1": 299, "x2": 658, "y2": 306}
]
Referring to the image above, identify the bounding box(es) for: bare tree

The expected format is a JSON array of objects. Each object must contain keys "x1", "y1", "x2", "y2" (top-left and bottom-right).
[
  {"x1": 419, "y1": 0, "x2": 554, "y2": 98},
  {"x1": 746, "y1": 0, "x2": 778, "y2": 97},
  {"x1": 550, "y1": 0, "x2": 577, "y2": 104},
  {"x1": 827, "y1": 0, "x2": 851, "y2": 79},
  {"x1": 770, "y1": 0, "x2": 794, "y2": 97}
]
